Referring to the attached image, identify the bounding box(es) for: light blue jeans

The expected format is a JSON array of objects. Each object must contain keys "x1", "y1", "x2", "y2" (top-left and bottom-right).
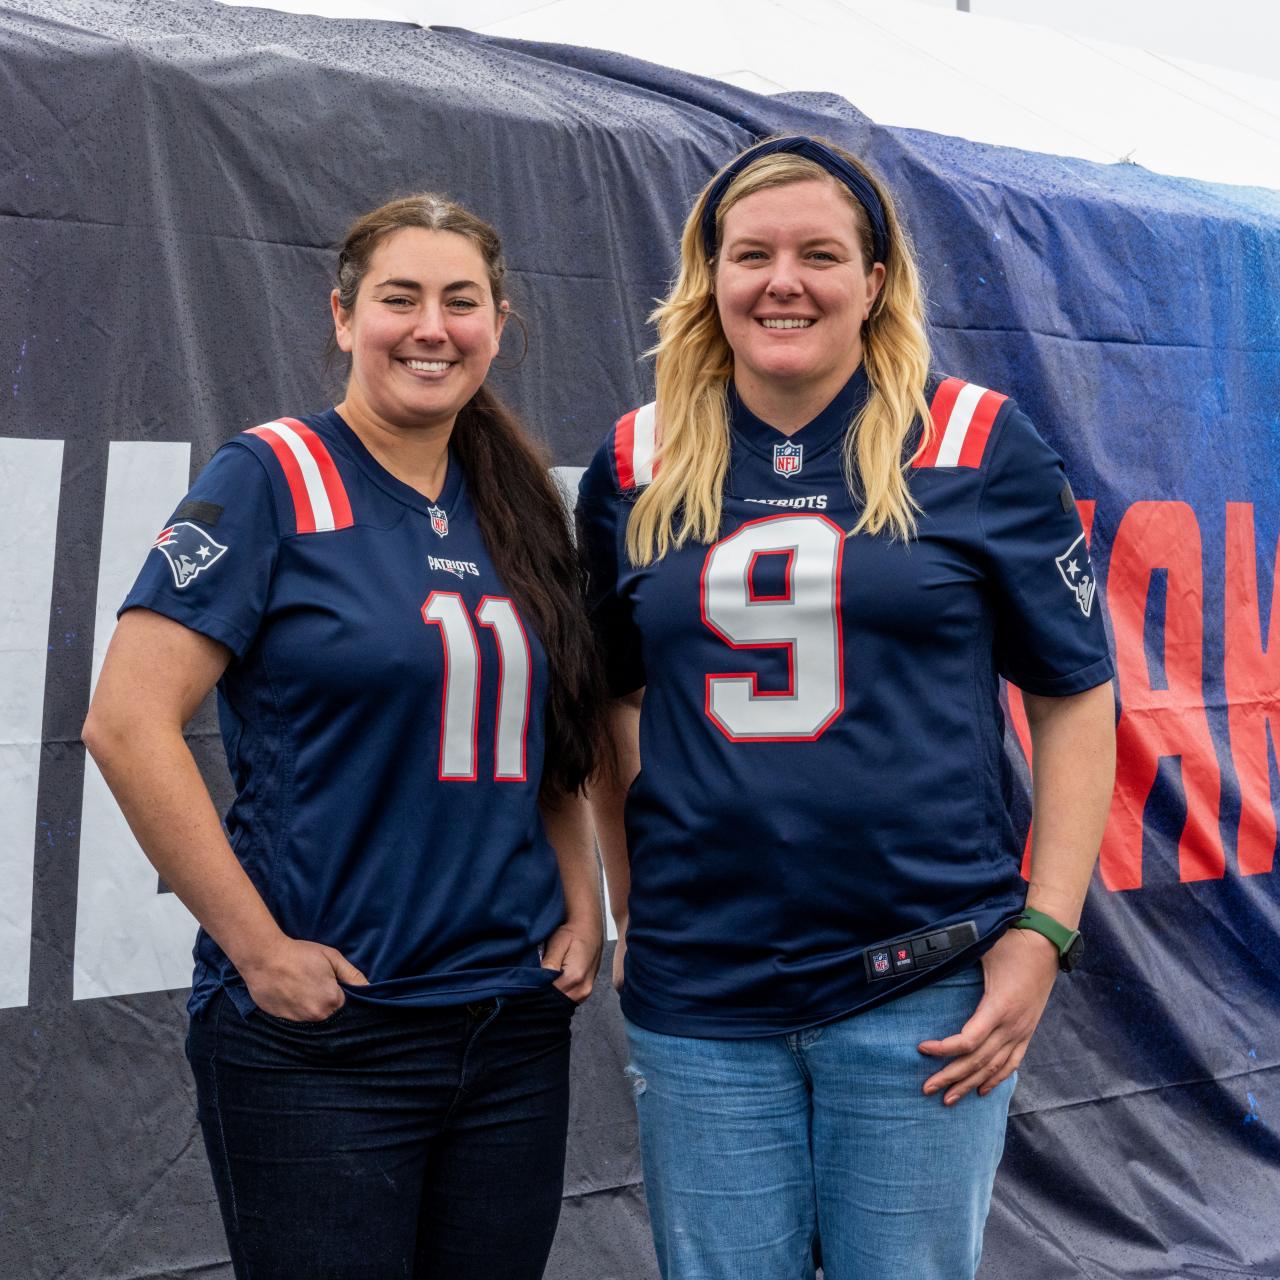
[{"x1": 624, "y1": 966, "x2": 1014, "y2": 1280}]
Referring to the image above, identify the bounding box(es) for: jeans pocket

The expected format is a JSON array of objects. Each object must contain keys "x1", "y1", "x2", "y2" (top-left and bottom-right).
[
  {"x1": 256, "y1": 1002, "x2": 349, "y2": 1031},
  {"x1": 544, "y1": 983, "x2": 580, "y2": 1012}
]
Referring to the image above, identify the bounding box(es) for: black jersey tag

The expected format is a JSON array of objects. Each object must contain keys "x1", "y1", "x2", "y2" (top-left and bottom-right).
[
  {"x1": 864, "y1": 920, "x2": 979, "y2": 982},
  {"x1": 175, "y1": 498, "x2": 224, "y2": 527}
]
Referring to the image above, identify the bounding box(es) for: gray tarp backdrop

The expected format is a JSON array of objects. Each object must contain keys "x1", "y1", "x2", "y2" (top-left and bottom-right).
[{"x1": 2, "y1": 1, "x2": 1279, "y2": 1276}]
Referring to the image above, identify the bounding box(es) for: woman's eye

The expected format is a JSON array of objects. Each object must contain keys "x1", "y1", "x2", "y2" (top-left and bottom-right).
[
  {"x1": 737, "y1": 250, "x2": 767, "y2": 263},
  {"x1": 382, "y1": 295, "x2": 413, "y2": 307},
  {"x1": 808, "y1": 251, "x2": 838, "y2": 263},
  {"x1": 447, "y1": 298, "x2": 480, "y2": 310}
]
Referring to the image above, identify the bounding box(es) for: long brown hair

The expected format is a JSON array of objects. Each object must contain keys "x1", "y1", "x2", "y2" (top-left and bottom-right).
[{"x1": 332, "y1": 194, "x2": 607, "y2": 798}]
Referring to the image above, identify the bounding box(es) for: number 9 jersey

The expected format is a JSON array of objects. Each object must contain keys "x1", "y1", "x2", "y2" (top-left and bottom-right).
[{"x1": 576, "y1": 367, "x2": 1113, "y2": 1038}]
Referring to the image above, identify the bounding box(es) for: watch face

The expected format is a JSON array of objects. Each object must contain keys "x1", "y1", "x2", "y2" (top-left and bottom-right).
[{"x1": 1061, "y1": 934, "x2": 1085, "y2": 973}]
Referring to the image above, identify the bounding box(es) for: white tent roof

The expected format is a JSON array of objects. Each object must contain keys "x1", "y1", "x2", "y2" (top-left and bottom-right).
[{"x1": 220, "y1": 0, "x2": 1280, "y2": 192}]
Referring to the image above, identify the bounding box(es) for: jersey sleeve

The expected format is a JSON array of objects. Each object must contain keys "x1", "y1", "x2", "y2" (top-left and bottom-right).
[
  {"x1": 978, "y1": 403, "x2": 1113, "y2": 696},
  {"x1": 119, "y1": 440, "x2": 280, "y2": 659},
  {"x1": 576, "y1": 435, "x2": 646, "y2": 697}
]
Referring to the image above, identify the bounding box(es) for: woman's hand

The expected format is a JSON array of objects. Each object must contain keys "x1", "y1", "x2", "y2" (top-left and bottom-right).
[
  {"x1": 917, "y1": 683, "x2": 1114, "y2": 1104},
  {"x1": 239, "y1": 936, "x2": 368, "y2": 1022},
  {"x1": 543, "y1": 916, "x2": 604, "y2": 1004},
  {"x1": 916, "y1": 928, "x2": 1060, "y2": 1105},
  {"x1": 541, "y1": 789, "x2": 606, "y2": 1004}
]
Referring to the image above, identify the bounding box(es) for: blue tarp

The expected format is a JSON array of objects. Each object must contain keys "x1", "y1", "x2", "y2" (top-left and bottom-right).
[{"x1": 1, "y1": 1, "x2": 1277, "y2": 1274}]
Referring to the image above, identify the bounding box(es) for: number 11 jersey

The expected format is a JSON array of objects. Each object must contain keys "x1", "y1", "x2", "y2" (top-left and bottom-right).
[
  {"x1": 122, "y1": 408, "x2": 564, "y2": 1017},
  {"x1": 576, "y1": 366, "x2": 1113, "y2": 1038}
]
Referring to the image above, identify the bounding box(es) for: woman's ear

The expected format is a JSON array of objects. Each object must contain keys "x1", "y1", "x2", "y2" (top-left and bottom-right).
[{"x1": 331, "y1": 289, "x2": 354, "y2": 354}]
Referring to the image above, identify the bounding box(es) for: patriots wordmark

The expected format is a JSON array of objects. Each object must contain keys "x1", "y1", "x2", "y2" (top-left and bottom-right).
[
  {"x1": 1055, "y1": 532, "x2": 1096, "y2": 616},
  {"x1": 428, "y1": 555, "x2": 479, "y2": 580},
  {"x1": 152, "y1": 522, "x2": 227, "y2": 589},
  {"x1": 744, "y1": 494, "x2": 829, "y2": 510}
]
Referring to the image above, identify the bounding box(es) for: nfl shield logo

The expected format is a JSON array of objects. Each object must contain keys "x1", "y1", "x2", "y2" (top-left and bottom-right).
[
  {"x1": 773, "y1": 441, "x2": 803, "y2": 476},
  {"x1": 429, "y1": 505, "x2": 449, "y2": 538},
  {"x1": 872, "y1": 950, "x2": 891, "y2": 975}
]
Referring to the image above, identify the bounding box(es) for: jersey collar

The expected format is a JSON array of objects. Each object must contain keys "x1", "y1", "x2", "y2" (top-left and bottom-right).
[
  {"x1": 728, "y1": 364, "x2": 870, "y2": 463},
  {"x1": 323, "y1": 407, "x2": 465, "y2": 516}
]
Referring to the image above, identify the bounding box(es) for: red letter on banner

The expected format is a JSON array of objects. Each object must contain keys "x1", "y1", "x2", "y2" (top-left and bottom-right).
[
  {"x1": 1007, "y1": 502, "x2": 1097, "y2": 881},
  {"x1": 1224, "y1": 503, "x2": 1279, "y2": 877},
  {"x1": 1100, "y1": 502, "x2": 1223, "y2": 890}
]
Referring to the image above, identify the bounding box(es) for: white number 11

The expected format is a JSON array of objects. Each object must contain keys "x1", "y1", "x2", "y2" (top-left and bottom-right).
[{"x1": 421, "y1": 592, "x2": 532, "y2": 781}]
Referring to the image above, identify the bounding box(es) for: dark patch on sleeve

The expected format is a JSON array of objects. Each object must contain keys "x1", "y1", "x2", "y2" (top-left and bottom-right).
[
  {"x1": 1059, "y1": 482, "x2": 1075, "y2": 514},
  {"x1": 175, "y1": 498, "x2": 224, "y2": 526}
]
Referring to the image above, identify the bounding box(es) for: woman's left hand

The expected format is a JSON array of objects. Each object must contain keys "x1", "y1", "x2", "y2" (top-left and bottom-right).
[
  {"x1": 916, "y1": 927, "x2": 1060, "y2": 1105},
  {"x1": 542, "y1": 917, "x2": 604, "y2": 1004}
]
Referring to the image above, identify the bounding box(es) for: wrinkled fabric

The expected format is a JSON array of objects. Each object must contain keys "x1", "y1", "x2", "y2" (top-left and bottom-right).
[{"x1": 1, "y1": 1, "x2": 1278, "y2": 1277}]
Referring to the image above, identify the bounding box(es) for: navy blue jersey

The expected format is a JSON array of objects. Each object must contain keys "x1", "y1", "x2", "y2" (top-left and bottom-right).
[
  {"x1": 123, "y1": 408, "x2": 564, "y2": 1017},
  {"x1": 577, "y1": 368, "x2": 1113, "y2": 1038}
]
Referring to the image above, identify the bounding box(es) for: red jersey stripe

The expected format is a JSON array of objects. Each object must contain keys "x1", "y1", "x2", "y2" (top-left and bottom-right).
[
  {"x1": 246, "y1": 423, "x2": 317, "y2": 533},
  {"x1": 955, "y1": 389, "x2": 1006, "y2": 467},
  {"x1": 279, "y1": 417, "x2": 354, "y2": 530},
  {"x1": 914, "y1": 377, "x2": 965, "y2": 468},
  {"x1": 614, "y1": 409, "x2": 639, "y2": 490}
]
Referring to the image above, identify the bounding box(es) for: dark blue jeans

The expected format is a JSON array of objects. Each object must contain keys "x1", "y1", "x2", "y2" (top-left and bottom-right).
[{"x1": 187, "y1": 984, "x2": 576, "y2": 1280}]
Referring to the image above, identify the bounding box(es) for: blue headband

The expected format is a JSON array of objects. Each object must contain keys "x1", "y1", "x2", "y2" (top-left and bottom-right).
[{"x1": 699, "y1": 136, "x2": 889, "y2": 266}]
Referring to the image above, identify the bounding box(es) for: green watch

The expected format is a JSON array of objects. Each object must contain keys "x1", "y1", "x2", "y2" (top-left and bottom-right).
[{"x1": 1011, "y1": 908, "x2": 1084, "y2": 972}]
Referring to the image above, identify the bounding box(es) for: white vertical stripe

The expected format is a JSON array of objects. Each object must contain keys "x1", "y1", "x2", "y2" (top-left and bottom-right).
[
  {"x1": 632, "y1": 402, "x2": 657, "y2": 486},
  {"x1": 0, "y1": 438, "x2": 64, "y2": 1008},
  {"x1": 601, "y1": 856, "x2": 618, "y2": 942},
  {"x1": 550, "y1": 465, "x2": 585, "y2": 525},
  {"x1": 258, "y1": 421, "x2": 336, "y2": 532},
  {"x1": 75, "y1": 442, "x2": 198, "y2": 1000},
  {"x1": 478, "y1": 597, "x2": 531, "y2": 780},
  {"x1": 423, "y1": 593, "x2": 479, "y2": 780},
  {"x1": 934, "y1": 381, "x2": 987, "y2": 467}
]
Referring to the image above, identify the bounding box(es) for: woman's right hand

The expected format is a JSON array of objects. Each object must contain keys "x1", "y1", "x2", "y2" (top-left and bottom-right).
[{"x1": 239, "y1": 936, "x2": 369, "y2": 1022}]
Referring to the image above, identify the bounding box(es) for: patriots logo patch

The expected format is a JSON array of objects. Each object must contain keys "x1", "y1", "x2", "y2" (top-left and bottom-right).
[
  {"x1": 152, "y1": 521, "x2": 227, "y2": 590},
  {"x1": 1055, "y1": 532, "x2": 1095, "y2": 617},
  {"x1": 773, "y1": 441, "x2": 803, "y2": 476}
]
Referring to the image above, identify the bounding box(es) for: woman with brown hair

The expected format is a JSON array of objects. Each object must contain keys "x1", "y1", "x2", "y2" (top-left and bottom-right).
[
  {"x1": 578, "y1": 136, "x2": 1116, "y2": 1278},
  {"x1": 83, "y1": 194, "x2": 605, "y2": 1279}
]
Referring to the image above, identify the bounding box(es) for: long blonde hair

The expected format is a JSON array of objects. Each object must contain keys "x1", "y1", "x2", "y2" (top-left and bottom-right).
[{"x1": 627, "y1": 139, "x2": 933, "y2": 565}]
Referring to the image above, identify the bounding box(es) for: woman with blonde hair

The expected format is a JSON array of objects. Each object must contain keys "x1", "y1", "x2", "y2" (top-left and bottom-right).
[{"x1": 578, "y1": 135, "x2": 1116, "y2": 1278}]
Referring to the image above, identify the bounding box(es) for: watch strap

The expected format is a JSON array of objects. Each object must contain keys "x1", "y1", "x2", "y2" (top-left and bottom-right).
[{"x1": 1011, "y1": 907, "x2": 1080, "y2": 966}]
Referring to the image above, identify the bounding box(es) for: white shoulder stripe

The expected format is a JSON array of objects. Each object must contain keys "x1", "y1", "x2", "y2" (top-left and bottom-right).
[
  {"x1": 632, "y1": 402, "x2": 657, "y2": 487},
  {"x1": 256, "y1": 420, "x2": 338, "y2": 532},
  {"x1": 933, "y1": 381, "x2": 990, "y2": 468}
]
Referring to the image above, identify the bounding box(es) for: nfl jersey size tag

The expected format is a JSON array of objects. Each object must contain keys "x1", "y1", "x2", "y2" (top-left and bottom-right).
[{"x1": 863, "y1": 921, "x2": 979, "y2": 982}]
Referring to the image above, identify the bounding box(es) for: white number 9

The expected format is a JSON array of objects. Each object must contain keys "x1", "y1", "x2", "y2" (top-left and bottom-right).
[{"x1": 700, "y1": 514, "x2": 844, "y2": 741}]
